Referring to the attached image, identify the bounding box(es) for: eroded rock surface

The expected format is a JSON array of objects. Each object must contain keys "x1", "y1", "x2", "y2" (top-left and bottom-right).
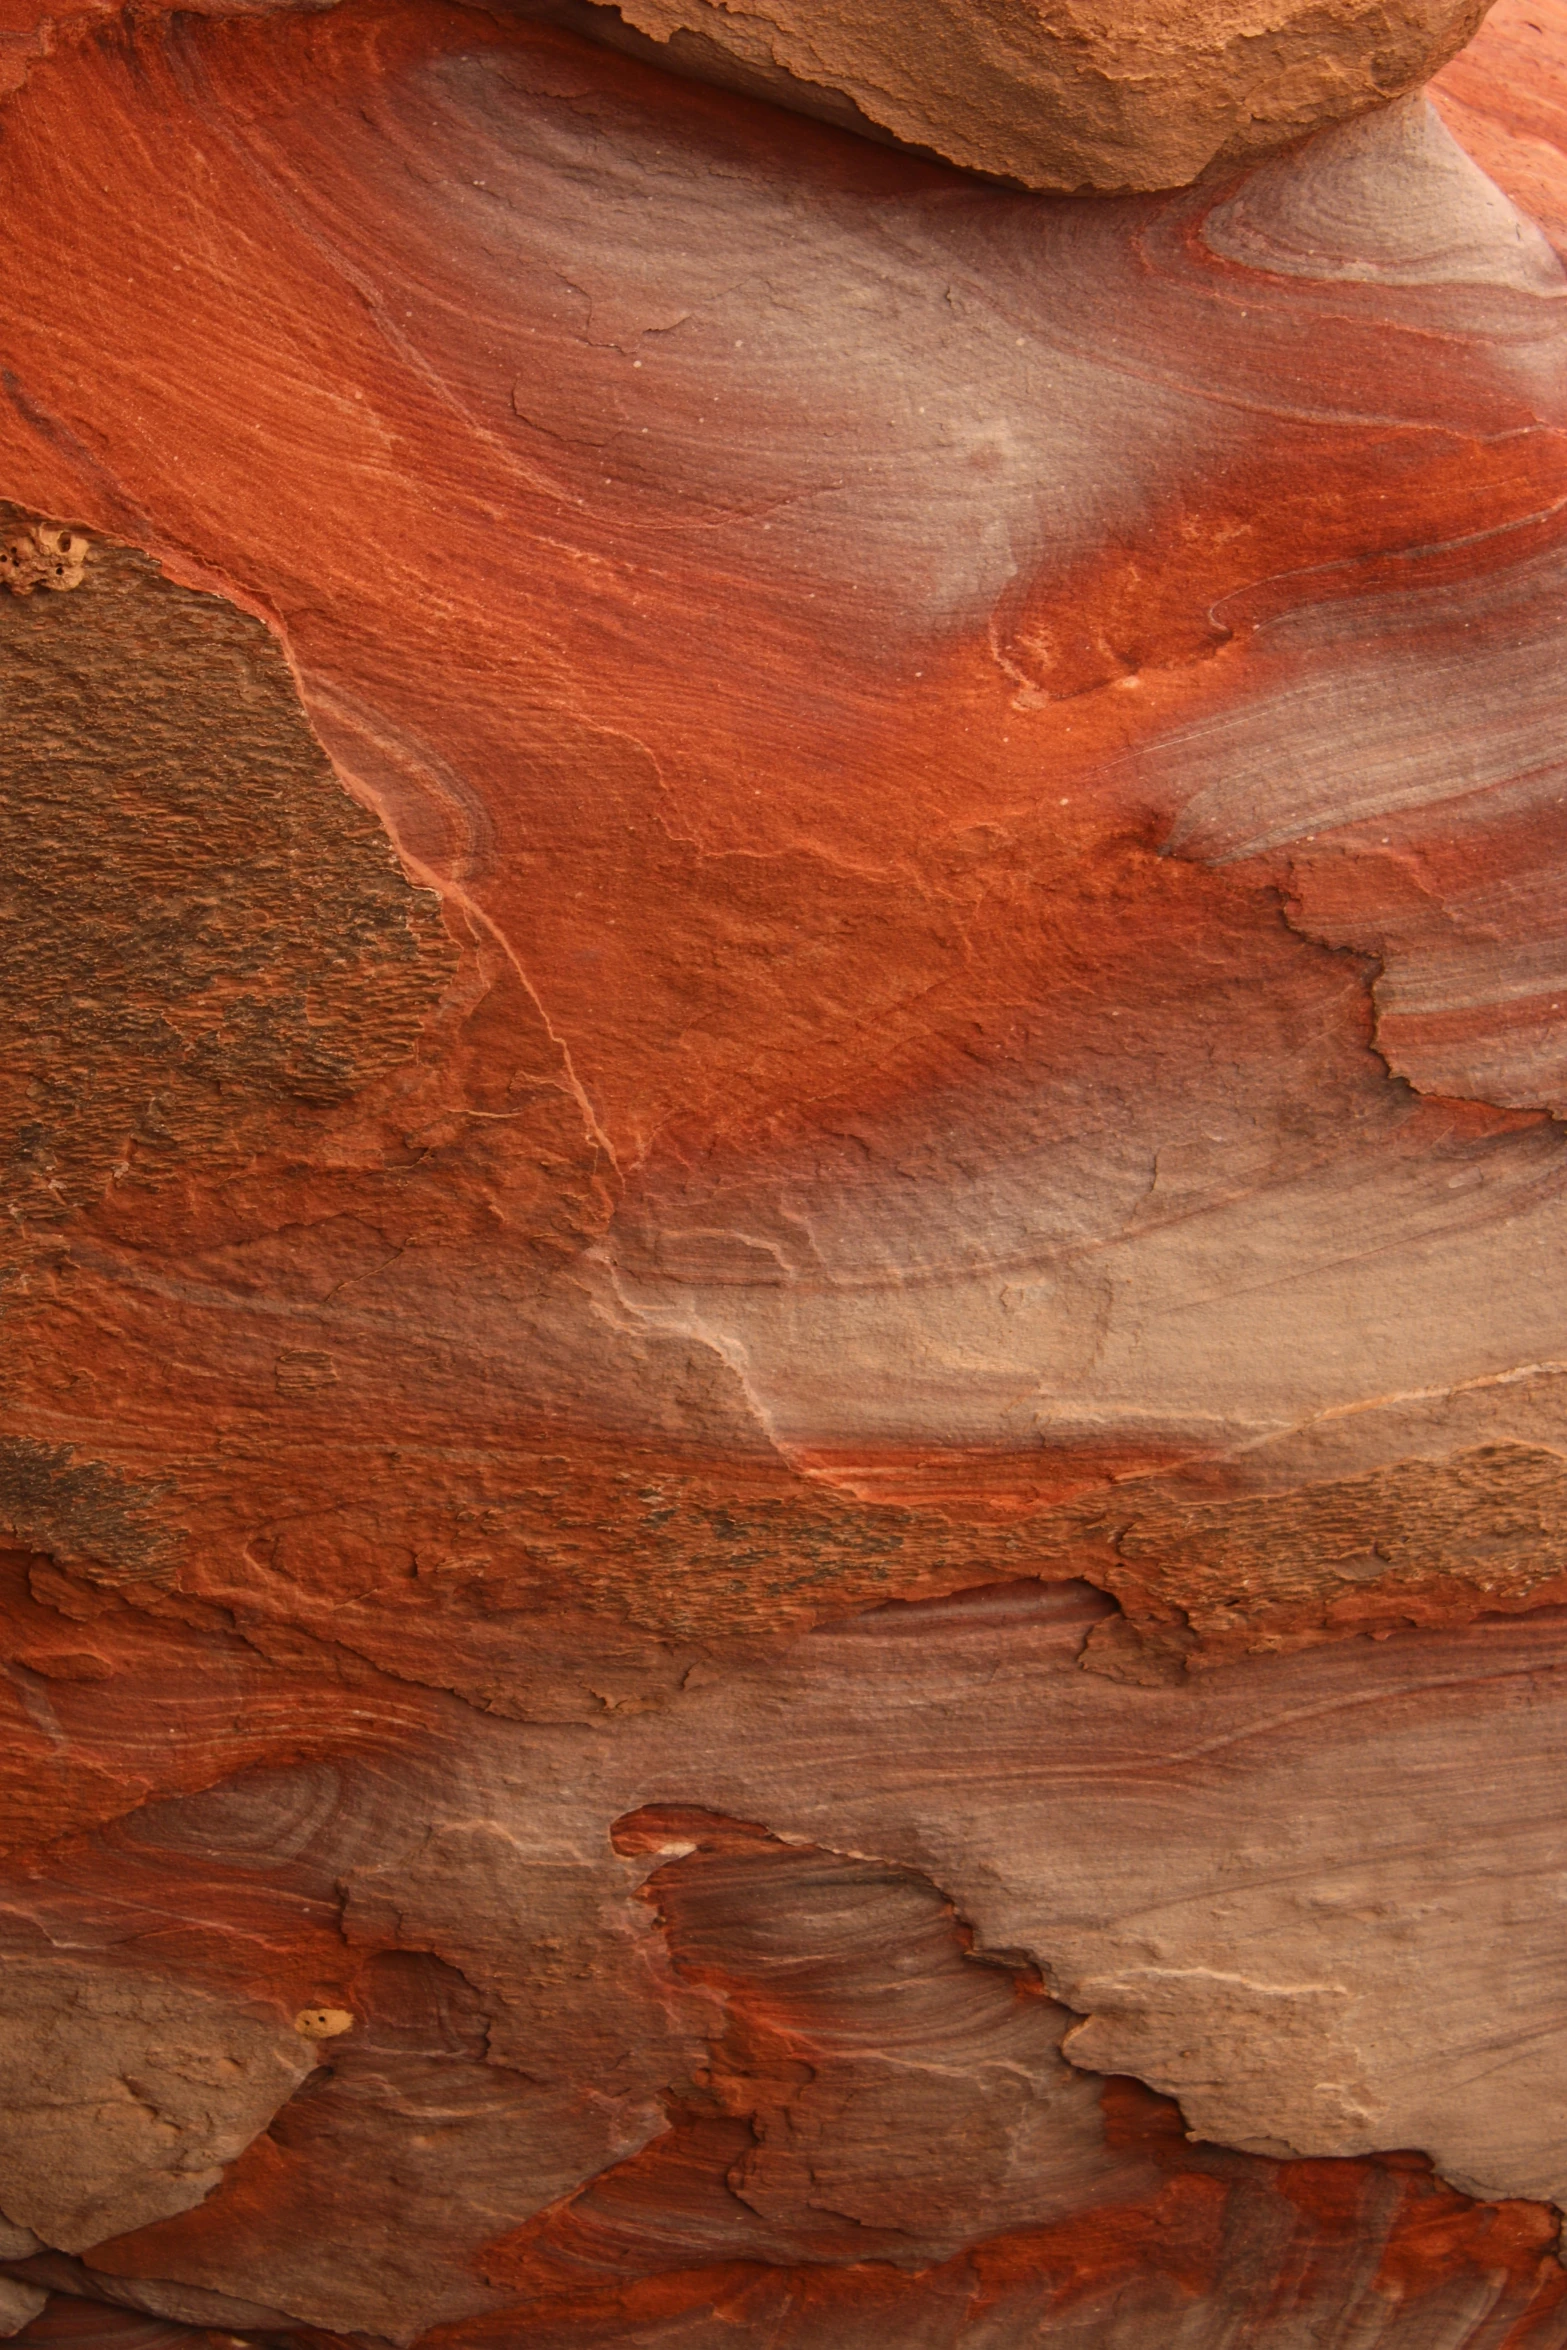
[
  {"x1": 0, "y1": 1959, "x2": 315, "y2": 2254},
  {"x1": 3, "y1": 0, "x2": 1567, "y2": 2342},
  {"x1": 583, "y1": 0, "x2": 1495, "y2": 190},
  {"x1": 1, "y1": 1585, "x2": 1566, "y2": 2344}
]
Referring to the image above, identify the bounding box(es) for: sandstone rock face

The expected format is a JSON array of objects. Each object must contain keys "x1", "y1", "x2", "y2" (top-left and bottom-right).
[
  {"x1": 1432, "y1": 0, "x2": 1567, "y2": 241},
  {"x1": 555, "y1": 0, "x2": 1497, "y2": 189},
  {"x1": 3, "y1": 0, "x2": 1567, "y2": 2345}
]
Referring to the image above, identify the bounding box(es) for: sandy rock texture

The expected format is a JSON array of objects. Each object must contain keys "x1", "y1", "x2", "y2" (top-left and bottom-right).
[
  {"x1": 2, "y1": 0, "x2": 1567, "y2": 2341},
  {"x1": 547, "y1": 0, "x2": 1497, "y2": 190}
]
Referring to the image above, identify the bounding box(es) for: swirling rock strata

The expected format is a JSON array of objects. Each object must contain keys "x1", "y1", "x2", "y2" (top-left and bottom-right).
[
  {"x1": 1, "y1": 0, "x2": 1567, "y2": 2343},
  {"x1": 1, "y1": 1584, "x2": 1566, "y2": 2345}
]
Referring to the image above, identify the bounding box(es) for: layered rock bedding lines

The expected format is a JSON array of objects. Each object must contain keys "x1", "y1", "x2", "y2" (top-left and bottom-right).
[{"x1": 3, "y1": 0, "x2": 1567, "y2": 2343}]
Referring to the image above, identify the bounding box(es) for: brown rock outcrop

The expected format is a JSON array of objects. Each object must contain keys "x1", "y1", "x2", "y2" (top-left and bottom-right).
[{"x1": 550, "y1": 0, "x2": 1497, "y2": 189}]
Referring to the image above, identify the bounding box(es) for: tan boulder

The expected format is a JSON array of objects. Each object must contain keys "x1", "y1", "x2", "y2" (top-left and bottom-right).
[{"x1": 560, "y1": 0, "x2": 1496, "y2": 189}]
